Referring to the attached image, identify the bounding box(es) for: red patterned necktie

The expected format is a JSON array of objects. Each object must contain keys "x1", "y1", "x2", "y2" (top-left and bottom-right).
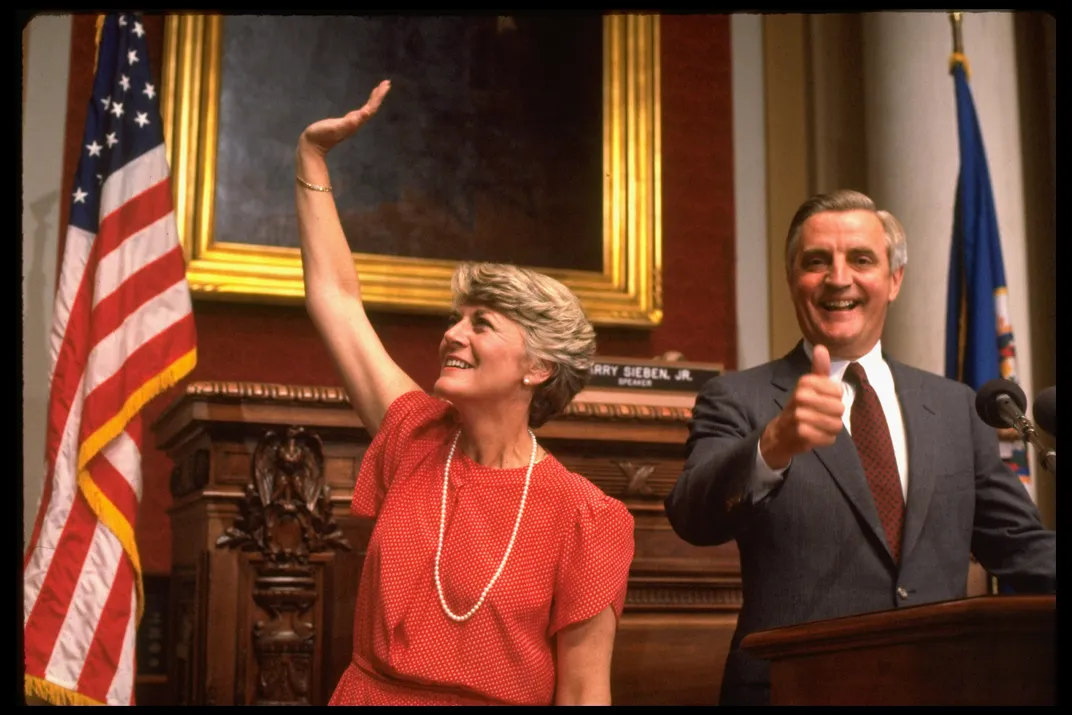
[{"x1": 845, "y1": 362, "x2": 905, "y2": 563}]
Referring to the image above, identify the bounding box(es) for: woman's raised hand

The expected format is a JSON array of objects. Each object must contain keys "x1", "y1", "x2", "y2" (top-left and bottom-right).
[{"x1": 299, "y1": 79, "x2": 391, "y2": 156}]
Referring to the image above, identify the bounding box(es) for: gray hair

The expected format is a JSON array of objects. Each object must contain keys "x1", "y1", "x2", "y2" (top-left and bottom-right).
[
  {"x1": 784, "y1": 189, "x2": 908, "y2": 275},
  {"x1": 451, "y1": 262, "x2": 596, "y2": 428}
]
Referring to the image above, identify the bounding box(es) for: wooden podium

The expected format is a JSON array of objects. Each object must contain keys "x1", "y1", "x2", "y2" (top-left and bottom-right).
[{"x1": 740, "y1": 595, "x2": 1056, "y2": 706}]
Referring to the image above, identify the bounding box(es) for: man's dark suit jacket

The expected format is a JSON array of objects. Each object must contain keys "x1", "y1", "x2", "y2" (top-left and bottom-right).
[{"x1": 664, "y1": 342, "x2": 1056, "y2": 706}]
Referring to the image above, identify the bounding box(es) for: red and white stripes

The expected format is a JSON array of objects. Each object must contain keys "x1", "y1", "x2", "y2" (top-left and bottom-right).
[{"x1": 24, "y1": 142, "x2": 196, "y2": 705}]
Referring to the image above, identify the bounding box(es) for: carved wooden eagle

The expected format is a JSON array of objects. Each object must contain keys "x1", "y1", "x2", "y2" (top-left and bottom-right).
[{"x1": 252, "y1": 427, "x2": 324, "y2": 512}]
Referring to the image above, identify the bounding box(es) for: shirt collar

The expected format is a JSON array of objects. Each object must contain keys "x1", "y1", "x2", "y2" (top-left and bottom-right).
[{"x1": 801, "y1": 339, "x2": 886, "y2": 383}]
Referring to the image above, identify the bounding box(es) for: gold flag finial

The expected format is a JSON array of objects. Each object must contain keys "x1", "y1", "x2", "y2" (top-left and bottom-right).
[
  {"x1": 949, "y1": 12, "x2": 964, "y2": 54},
  {"x1": 948, "y1": 11, "x2": 971, "y2": 80},
  {"x1": 92, "y1": 14, "x2": 106, "y2": 75}
]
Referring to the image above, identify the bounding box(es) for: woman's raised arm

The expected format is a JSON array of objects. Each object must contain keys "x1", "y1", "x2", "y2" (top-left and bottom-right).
[{"x1": 295, "y1": 80, "x2": 420, "y2": 436}]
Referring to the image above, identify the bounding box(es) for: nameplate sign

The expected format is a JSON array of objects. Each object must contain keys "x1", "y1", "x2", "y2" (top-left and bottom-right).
[{"x1": 588, "y1": 357, "x2": 723, "y2": 393}]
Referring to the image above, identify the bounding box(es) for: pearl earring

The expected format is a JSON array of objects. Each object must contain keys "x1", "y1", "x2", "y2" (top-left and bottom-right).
[{"x1": 523, "y1": 377, "x2": 531, "y2": 386}]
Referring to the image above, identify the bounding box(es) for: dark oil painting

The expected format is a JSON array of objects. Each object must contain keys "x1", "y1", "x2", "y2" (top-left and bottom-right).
[{"x1": 212, "y1": 15, "x2": 605, "y2": 272}]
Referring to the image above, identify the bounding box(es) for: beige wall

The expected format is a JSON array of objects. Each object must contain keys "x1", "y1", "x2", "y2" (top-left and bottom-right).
[
  {"x1": 731, "y1": 14, "x2": 771, "y2": 370},
  {"x1": 1013, "y1": 12, "x2": 1057, "y2": 528},
  {"x1": 22, "y1": 15, "x2": 72, "y2": 544},
  {"x1": 760, "y1": 14, "x2": 809, "y2": 361}
]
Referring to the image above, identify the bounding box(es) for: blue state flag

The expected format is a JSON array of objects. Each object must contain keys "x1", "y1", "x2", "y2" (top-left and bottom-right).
[
  {"x1": 943, "y1": 55, "x2": 1030, "y2": 485},
  {"x1": 944, "y1": 52, "x2": 1031, "y2": 597}
]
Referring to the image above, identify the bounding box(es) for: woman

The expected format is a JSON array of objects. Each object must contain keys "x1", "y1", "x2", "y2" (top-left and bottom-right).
[{"x1": 296, "y1": 79, "x2": 635, "y2": 706}]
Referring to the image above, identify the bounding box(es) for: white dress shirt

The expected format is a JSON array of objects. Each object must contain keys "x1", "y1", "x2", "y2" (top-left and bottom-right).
[{"x1": 753, "y1": 340, "x2": 910, "y2": 503}]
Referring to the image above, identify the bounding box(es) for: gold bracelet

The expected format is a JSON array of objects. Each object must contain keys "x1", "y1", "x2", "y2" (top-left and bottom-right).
[{"x1": 296, "y1": 174, "x2": 332, "y2": 192}]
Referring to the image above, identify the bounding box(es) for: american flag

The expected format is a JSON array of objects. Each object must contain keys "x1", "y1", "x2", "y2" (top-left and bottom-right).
[{"x1": 23, "y1": 12, "x2": 197, "y2": 706}]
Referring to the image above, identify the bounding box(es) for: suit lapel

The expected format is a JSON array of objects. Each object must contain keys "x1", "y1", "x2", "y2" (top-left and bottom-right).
[
  {"x1": 888, "y1": 358, "x2": 939, "y2": 562},
  {"x1": 770, "y1": 343, "x2": 891, "y2": 560}
]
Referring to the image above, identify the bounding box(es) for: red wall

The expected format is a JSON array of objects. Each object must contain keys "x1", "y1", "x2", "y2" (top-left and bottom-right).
[{"x1": 58, "y1": 14, "x2": 735, "y2": 572}]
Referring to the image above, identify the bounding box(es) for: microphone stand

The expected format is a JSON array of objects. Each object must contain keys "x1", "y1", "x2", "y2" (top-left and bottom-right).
[{"x1": 1010, "y1": 413, "x2": 1057, "y2": 477}]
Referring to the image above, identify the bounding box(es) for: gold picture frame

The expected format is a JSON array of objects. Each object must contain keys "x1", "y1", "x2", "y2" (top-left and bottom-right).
[{"x1": 160, "y1": 14, "x2": 662, "y2": 327}]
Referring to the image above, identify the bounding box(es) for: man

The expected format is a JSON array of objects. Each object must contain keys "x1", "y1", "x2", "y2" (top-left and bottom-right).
[{"x1": 664, "y1": 189, "x2": 1056, "y2": 706}]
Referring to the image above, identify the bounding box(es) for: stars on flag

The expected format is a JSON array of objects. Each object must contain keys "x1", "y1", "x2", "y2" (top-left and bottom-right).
[
  {"x1": 71, "y1": 12, "x2": 166, "y2": 233},
  {"x1": 80, "y1": 17, "x2": 158, "y2": 167}
]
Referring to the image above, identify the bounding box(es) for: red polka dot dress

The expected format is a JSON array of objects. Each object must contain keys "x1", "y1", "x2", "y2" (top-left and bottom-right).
[{"x1": 328, "y1": 391, "x2": 636, "y2": 706}]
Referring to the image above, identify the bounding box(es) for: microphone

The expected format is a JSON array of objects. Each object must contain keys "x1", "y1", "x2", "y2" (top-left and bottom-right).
[
  {"x1": 1033, "y1": 386, "x2": 1056, "y2": 438},
  {"x1": 975, "y1": 378, "x2": 1056, "y2": 476}
]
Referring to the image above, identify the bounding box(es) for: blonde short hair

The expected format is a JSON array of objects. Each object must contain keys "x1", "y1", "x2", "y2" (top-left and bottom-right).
[
  {"x1": 451, "y1": 262, "x2": 596, "y2": 428},
  {"x1": 784, "y1": 189, "x2": 908, "y2": 275}
]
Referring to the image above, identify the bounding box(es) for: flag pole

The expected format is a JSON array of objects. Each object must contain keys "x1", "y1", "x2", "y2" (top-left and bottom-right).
[
  {"x1": 948, "y1": 11, "x2": 971, "y2": 79},
  {"x1": 93, "y1": 14, "x2": 105, "y2": 75},
  {"x1": 950, "y1": 10, "x2": 998, "y2": 594},
  {"x1": 949, "y1": 11, "x2": 963, "y2": 54},
  {"x1": 949, "y1": 10, "x2": 968, "y2": 380}
]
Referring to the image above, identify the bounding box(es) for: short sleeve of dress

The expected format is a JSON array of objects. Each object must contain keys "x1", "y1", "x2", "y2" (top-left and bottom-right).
[
  {"x1": 548, "y1": 493, "x2": 635, "y2": 637},
  {"x1": 350, "y1": 390, "x2": 452, "y2": 520}
]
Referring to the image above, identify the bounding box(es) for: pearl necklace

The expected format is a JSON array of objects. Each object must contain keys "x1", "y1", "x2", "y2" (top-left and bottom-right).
[{"x1": 434, "y1": 428, "x2": 537, "y2": 622}]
